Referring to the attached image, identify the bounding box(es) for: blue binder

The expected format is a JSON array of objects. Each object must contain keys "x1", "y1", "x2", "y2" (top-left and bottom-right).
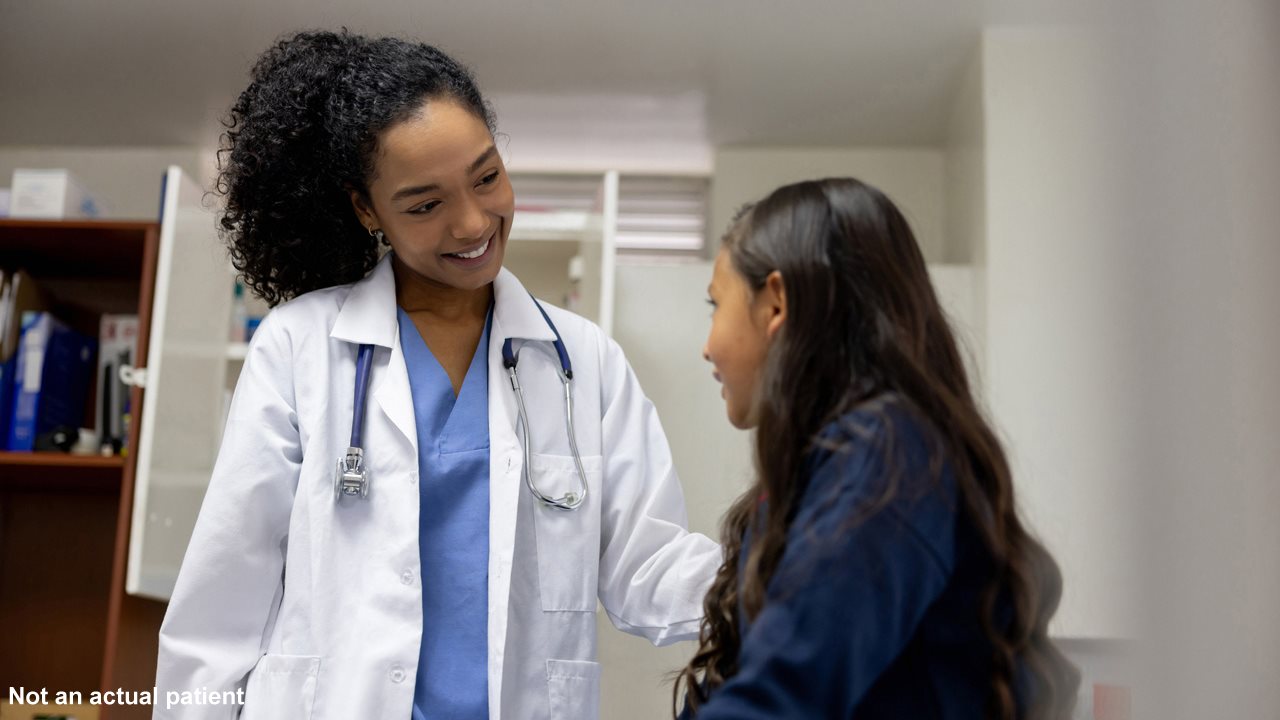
[
  {"x1": 0, "y1": 354, "x2": 14, "y2": 446},
  {"x1": 6, "y1": 312, "x2": 97, "y2": 452}
]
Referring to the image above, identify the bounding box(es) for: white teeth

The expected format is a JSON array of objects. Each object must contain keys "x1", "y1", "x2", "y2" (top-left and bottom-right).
[{"x1": 451, "y1": 239, "x2": 489, "y2": 260}]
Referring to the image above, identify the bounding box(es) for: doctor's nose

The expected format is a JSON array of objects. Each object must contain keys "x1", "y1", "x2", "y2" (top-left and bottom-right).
[{"x1": 450, "y1": 197, "x2": 489, "y2": 240}]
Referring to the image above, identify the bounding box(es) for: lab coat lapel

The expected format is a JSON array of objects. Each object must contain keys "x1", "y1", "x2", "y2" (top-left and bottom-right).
[
  {"x1": 373, "y1": 334, "x2": 417, "y2": 453},
  {"x1": 491, "y1": 268, "x2": 558, "y2": 345},
  {"x1": 329, "y1": 253, "x2": 418, "y2": 452},
  {"x1": 485, "y1": 267, "x2": 558, "y2": 713},
  {"x1": 329, "y1": 253, "x2": 398, "y2": 348}
]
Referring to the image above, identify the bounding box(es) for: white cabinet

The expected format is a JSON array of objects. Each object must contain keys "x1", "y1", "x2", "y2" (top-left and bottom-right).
[
  {"x1": 127, "y1": 166, "x2": 231, "y2": 600},
  {"x1": 504, "y1": 170, "x2": 619, "y2": 334}
]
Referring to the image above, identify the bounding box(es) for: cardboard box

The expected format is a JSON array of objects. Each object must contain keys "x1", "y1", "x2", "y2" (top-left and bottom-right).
[
  {"x1": 9, "y1": 169, "x2": 101, "y2": 219},
  {"x1": 0, "y1": 700, "x2": 101, "y2": 720}
]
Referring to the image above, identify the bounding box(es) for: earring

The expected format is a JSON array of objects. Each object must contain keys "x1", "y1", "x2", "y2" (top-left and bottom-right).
[{"x1": 368, "y1": 227, "x2": 387, "y2": 245}]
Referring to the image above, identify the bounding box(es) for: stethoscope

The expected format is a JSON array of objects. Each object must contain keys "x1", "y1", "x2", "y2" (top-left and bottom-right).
[{"x1": 334, "y1": 296, "x2": 589, "y2": 511}]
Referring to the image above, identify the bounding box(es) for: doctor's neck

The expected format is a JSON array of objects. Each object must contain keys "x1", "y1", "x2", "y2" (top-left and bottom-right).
[{"x1": 392, "y1": 254, "x2": 493, "y2": 323}]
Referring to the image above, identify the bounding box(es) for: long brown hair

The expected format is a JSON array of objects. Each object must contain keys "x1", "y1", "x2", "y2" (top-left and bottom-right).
[{"x1": 675, "y1": 178, "x2": 1078, "y2": 718}]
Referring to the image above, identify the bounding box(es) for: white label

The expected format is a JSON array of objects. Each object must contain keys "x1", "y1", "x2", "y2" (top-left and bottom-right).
[{"x1": 22, "y1": 346, "x2": 43, "y2": 392}]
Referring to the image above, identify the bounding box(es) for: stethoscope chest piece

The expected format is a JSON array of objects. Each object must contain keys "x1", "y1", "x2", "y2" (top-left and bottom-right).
[{"x1": 335, "y1": 446, "x2": 370, "y2": 500}]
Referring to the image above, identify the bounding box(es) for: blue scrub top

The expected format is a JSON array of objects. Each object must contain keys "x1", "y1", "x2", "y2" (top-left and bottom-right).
[{"x1": 398, "y1": 307, "x2": 492, "y2": 720}]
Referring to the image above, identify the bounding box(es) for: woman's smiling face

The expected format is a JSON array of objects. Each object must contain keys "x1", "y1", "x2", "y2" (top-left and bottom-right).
[{"x1": 351, "y1": 97, "x2": 514, "y2": 291}]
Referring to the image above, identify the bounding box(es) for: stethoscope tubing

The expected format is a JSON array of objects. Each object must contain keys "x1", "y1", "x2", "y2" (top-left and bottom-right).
[{"x1": 339, "y1": 295, "x2": 589, "y2": 510}]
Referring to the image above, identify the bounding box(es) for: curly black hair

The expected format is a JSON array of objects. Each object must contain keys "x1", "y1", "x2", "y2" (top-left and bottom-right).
[{"x1": 216, "y1": 29, "x2": 496, "y2": 306}]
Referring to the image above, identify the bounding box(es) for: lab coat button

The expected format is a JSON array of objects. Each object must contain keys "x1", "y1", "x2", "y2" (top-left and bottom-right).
[
  {"x1": 400, "y1": 570, "x2": 414, "y2": 586},
  {"x1": 390, "y1": 664, "x2": 406, "y2": 683}
]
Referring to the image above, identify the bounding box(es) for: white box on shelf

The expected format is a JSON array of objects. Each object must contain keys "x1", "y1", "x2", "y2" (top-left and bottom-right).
[{"x1": 9, "y1": 168, "x2": 102, "y2": 219}]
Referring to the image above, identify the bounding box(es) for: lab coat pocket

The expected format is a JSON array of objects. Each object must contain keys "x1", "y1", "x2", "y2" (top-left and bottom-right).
[
  {"x1": 241, "y1": 654, "x2": 320, "y2": 720},
  {"x1": 531, "y1": 453, "x2": 603, "y2": 611},
  {"x1": 546, "y1": 658, "x2": 602, "y2": 720}
]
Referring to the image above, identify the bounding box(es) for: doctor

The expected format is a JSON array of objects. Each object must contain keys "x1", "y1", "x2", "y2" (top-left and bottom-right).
[{"x1": 154, "y1": 30, "x2": 720, "y2": 720}]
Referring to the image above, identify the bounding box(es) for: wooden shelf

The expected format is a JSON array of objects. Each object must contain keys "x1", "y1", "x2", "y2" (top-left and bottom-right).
[
  {"x1": 0, "y1": 484, "x2": 119, "y2": 694},
  {"x1": 0, "y1": 209, "x2": 164, "y2": 720},
  {"x1": 0, "y1": 451, "x2": 124, "y2": 468},
  {"x1": 0, "y1": 452, "x2": 125, "y2": 491},
  {"x1": 0, "y1": 219, "x2": 158, "y2": 279}
]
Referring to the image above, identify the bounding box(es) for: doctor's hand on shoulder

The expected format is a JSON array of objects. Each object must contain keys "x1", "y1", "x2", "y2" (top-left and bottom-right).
[{"x1": 153, "y1": 29, "x2": 721, "y2": 720}]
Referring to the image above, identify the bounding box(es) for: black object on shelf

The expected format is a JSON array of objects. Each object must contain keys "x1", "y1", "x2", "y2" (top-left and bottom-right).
[{"x1": 34, "y1": 425, "x2": 78, "y2": 452}]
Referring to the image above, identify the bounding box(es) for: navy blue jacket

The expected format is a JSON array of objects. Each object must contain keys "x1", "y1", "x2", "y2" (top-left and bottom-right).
[{"x1": 682, "y1": 400, "x2": 1010, "y2": 719}]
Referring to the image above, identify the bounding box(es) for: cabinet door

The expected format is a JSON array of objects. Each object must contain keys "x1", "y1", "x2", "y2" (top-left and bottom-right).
[{"x1": 127, "y1": 166, "x2": 231, "y2": 600}]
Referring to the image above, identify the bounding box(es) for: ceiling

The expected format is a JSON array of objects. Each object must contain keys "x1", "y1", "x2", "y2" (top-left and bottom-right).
[{"x1": 0, "y1": 0, "x2": 1086, "y2": 150}]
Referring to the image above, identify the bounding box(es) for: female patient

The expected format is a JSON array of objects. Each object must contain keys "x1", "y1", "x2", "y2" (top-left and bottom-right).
[{"x1": 678, "y1": 178, "x2": 1078, "y2": 719}]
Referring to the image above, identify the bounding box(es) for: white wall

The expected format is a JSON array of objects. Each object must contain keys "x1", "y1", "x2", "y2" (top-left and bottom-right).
[
  {"x1": 928, "y1": 265, "x2": 982, "y2": 388},
  {"x1": 613, "y1": 262, "x2": 755, "y2": 539},
  {"x1": 491, "y1": 92, "x2": 713, "y2": 175},
  {"x1": 943, "y1": 47, "x2": 985, "y2": 267},
  {"x1": 1104, "y1": 1, "x2": 1280, "y2": 716},
  {"x1": 0, "y1": 146, "x2": 205, "y2": 220},
  {"x1": 598, "y1": 260, "x2": 754, "y2": 718},
  {"x1": 944, "y1": 47, "x2": 987, "y2": 395},
  {"x1": 709, "y1": 146, "x2": 948, "y2": 262},
  {"x1": 979, "y1": 27, "x2": 1135, "y2": 640}
]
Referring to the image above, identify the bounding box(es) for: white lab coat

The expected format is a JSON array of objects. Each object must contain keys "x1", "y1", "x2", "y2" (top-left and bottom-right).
[{"x1": 154, "y1": 254, "x2": 721, "y2": 720}]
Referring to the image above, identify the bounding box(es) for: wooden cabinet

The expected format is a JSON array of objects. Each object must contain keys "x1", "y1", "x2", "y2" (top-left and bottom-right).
[{"x1": 0, "y1": 218, "x2": 163, "y2": 719}]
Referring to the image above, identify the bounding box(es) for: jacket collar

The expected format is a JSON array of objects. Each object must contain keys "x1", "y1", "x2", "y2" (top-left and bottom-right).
[{"x1": 329, "y1": 252, "x2": 558, "y2": 347}]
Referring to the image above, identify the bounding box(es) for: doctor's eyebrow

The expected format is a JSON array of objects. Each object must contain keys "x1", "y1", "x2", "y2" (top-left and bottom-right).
[{"x1": 390, "y1": 146, "x2": 500, "y2": 203}]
